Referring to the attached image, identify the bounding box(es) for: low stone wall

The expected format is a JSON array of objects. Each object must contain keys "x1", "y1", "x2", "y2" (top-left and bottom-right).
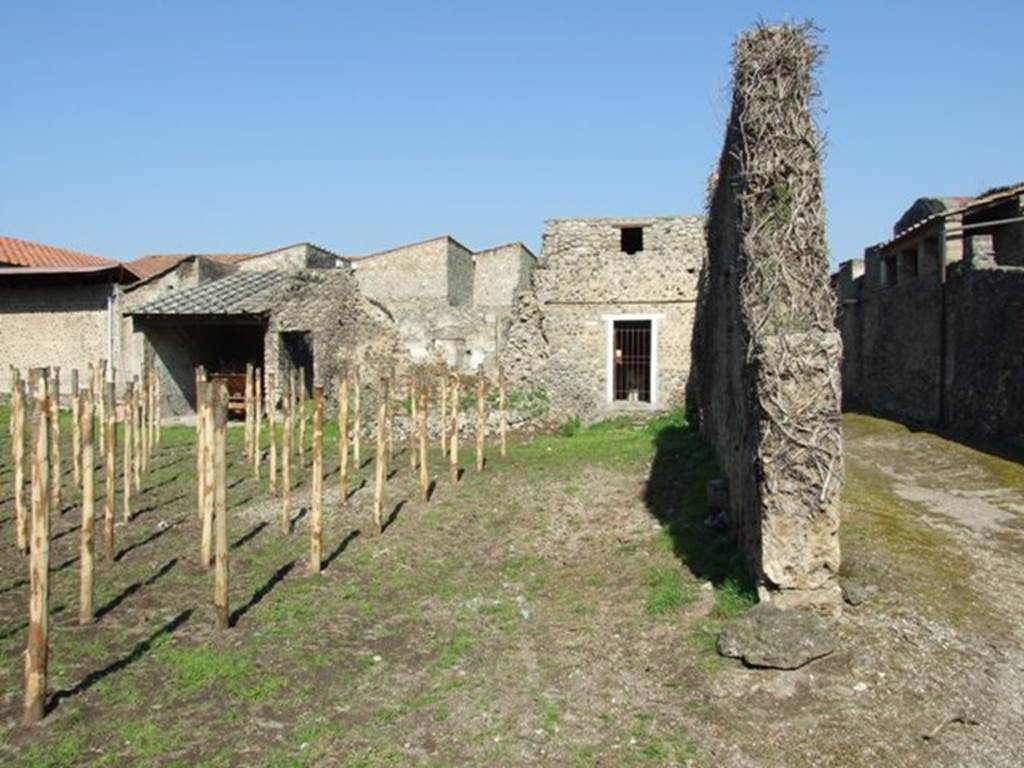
[{"x1": 690, "y1": 23, "x2": 843, "y2": 614}]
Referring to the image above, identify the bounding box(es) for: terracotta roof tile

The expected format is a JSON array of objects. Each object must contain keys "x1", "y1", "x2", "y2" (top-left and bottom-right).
[
  {"x1": 128, "y1": 252, "x2": 255, "y2": 280},
  {"x1": 0, "y1": 236, "x2": 118, "y2": 269}
]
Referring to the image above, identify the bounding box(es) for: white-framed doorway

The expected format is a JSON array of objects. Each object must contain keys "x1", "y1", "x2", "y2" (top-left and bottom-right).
[{"x1": 603, "y1": 313, "x2": 663, "y2": 406}]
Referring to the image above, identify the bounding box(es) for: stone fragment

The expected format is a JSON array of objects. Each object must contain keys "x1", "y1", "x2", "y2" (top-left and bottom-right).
[{"x1": 717, "y1": 603, "x2": 837, "y2": 670}]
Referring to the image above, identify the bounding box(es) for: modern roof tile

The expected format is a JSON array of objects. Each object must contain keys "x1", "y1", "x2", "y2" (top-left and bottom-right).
[
  {"x1": 128, "y1": 270, "x2": 291, "y2": 316},
  {"x1": 0, "y1": 236, "x2": 119, "y2": 269}
]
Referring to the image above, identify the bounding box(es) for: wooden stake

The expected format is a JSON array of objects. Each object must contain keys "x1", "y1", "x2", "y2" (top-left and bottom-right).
[
  {"x1": 439, "y1": 373, "x2": 448, "y2": 457},
  {"x1": 13, "y1": 379, "x2": 27, "y2": 553},
  {"x1": 132, "y1": 376, "x2": 142, "y2": 493},
  {"x1": 122, "y1": 381, "x2": 132, "y2": 523},
  {"x1": 268, "y1": 374, "x2": 278, "y2": 496},
  {"x1": 104, "y1": 382, "x2": 116, "y2": 559},
  {"x1": 449, "y1": 372, "x2": 460, "y2": 484},
  {"x1": 475, "y1": 368, "x2": 486, "y2": 472},
  {"x1": 24, "y1": 371, "x2": 50, "y2": 725},
  {"x1": 148, "y1": 354, "x2": 158, "y2": 455},
  {"x1": 96, "y1": 359, "x2": 106, "y2": 452},
  {"x1": 199, "y1": 382, "x2": 213, "y2": 568},
  {"x1": 48, "y1": 367, "x2": 61, "y2": 515},
  {"x1": 252, "y1": 368, "x2": 262, "y2": 480},
  {"x1": 298, "y1": 367, "x2": 306, "y2": 466},
  {"x1": 140, "y1": 359, "x2": 150, "y2": 474},
  {"x1": 195, "y1": 367, "x2": 207, "y2": 526},
  {"x1": 212, "y1": 382, "x2": 229, "y2": 630},
  {"x1": 418, "y1": 385, "x2": 429, "y2": 502},
  {"x1": 281, "y1": 377, "x2": 292, "y2": 533},
  {"x1": 373, "y1": 378, "x2": 388, "y2": 536},
  {"x1": 352, "y1": 366, "x2": 361, "y2": 468},
  {"x1": 153, "y1": 366, "x2": 161, "y2": 446},
  {"x1": 71, "y1": 369, "x2": 81, "y2": 487},
  {"x1": 409, "y1": 378, "x2": 418, "y2": 470},
  {"x1": 244, "y1": 362, "x2": 254, "y2": 458},
  {"x1": 80, "y1": 388, "x2": 95, "y2": 625},
  {"x1": 499, "y1": 365, "x2": 508, "y2": 458},
  {"x1": 337, "y1": 373, "x2": 349, "y2": 510},
  {"x1": 309, "y1": 385, "x2": 324, "y2": 575}
]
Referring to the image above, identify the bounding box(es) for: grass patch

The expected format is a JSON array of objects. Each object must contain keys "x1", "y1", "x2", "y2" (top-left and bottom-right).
[{"x1": 644, "y1": 566, "x2": 695, "y2": 616}]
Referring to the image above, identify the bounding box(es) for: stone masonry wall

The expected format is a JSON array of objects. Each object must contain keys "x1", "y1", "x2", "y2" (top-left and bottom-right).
[
  {"x1": 266, "y1": 269, "x2": 400, "y2": 406},
  {"x1": 838, "y1": 260, "x2": 1024, "y2": 447},
  {"x1": 946, "y1": 267, "x2": 1024, "y2": 444},
  {"x1": 352, "y1": 238, "x2": 451, "y2": 303},
  {"x1": 691, "y1": 24, "x2": 843, "y2": 614},
  {"x1": 473, "y1": 243, "x2": 535, "y2": 309},
  {"x1": 0, "y1": 282, "x2": 113, "y2": 398},
  {"x1": 510, "y1": 216, "x2": 704, "y2": 421},
  {"x1": 446, "y1": 239, "x2": 475, "y2": 307}
]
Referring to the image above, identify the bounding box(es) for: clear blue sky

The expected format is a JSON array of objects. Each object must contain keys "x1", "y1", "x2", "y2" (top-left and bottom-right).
[{"x1": 2, "y1": 1, "x2": 1021, "y2": 265}]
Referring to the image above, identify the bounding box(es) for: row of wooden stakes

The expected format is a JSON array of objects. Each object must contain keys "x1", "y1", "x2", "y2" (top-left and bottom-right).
[
  {"x1": 193, "y1": 363, "x2": 510, "y2": 619},
  {"x1": 9, "y1": 357, "x2": 163, "y2": 725}
]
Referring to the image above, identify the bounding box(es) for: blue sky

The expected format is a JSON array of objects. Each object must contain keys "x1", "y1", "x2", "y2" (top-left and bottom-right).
[{"x1": 2, "y1": 1, "x2": 1021, "y2": 265}]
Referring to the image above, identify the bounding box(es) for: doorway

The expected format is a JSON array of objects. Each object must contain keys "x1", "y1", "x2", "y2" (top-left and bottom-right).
[
  {"x1": 281, "y1": 331, "x2": 314, "y2": 395},
  {"x1": 613, "y1": 320, "x2": 652, "y2": 403}
]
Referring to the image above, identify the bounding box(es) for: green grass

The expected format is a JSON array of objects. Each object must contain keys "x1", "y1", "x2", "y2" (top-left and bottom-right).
[{"x1": 644, "y1": 566, "x2": 696, "y2": 616}]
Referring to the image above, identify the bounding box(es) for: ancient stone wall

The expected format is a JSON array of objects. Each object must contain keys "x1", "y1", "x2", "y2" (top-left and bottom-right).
[
  {"x1": 945, "y1": 267, "x2": 1024, "y2": 444},
  {"x1": 446, "y1": 239, "x2": 475, "y2": 307},
  {"x1": 266, "y1": 270, "x2": 400, "y2": 402},
  {"x1": 473, "y1": 243, "x2": 535, "y2": 309},
  {"x1": 237, "y1": 243, "x2": 339, "y2": 272},
  {"x1": 352, "y1": 238, "x2": 452, "y2": 303},
  {"x1": 508, "y1": 216, "x2": 704, "y2": 421},
  {"x1": 691, "y1": 23, "x2": 843, "y2": 614},
  {"x1": 0, "y1": 282, "x2": 113, "y2": 398},
  {"x1": 839, "y1": 260, "x2": 1024, "y2": 447}
]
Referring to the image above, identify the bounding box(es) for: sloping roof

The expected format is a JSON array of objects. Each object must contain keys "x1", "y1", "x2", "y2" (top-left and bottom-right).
[
  {"x1": 128, "y1": 252, "x2": 255, "y2": 280},
  {"x1": 880, "y1": 183, "x2": 1024, "y2": 249},
  {"x1": 128, "y1": 270, "x2": 291, "y2": 316},
  {"x1": 0, "y1": 236, "x2": 119, "y2": 269}
]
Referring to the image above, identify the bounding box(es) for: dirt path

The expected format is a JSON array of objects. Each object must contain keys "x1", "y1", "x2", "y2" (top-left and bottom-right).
[{"x1": 0, "y1": 411, "x2": 1021, "y2": 767}]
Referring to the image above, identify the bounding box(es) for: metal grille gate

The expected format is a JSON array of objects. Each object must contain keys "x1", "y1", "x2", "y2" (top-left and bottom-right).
[{"x1": 613, "y1": 320, "x2": 652, "y2": 402}]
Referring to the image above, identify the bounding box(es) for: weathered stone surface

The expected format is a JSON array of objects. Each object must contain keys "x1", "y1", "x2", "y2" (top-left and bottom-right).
[
  {"x1": 717, "y1": 603, "x2": 837, "y2": 669},
  {"x1": 690, "y1": 24, "x2": 843, "y2": 615},
  {"x1": 506, "y1": 216, "x2": 706, "y2": 421}
]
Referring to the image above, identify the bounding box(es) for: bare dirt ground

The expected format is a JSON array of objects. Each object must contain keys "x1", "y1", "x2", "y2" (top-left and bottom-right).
[{"x1": 0, "y1": 408, "x2": 1021, "y2": 767}]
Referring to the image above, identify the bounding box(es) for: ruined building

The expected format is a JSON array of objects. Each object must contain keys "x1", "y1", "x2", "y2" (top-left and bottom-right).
[
  {"x1": 836, "y1": 182, "x2": 1024, "y2": 445},
  {"x1": 505, "y1": 216, "x2": 706, "y2": 420},
  {"x1": 349, "y1": 235, "x2": 536, "y2": 370},
  {"x1": 0, "y1": 236, "x2": 138, "y2": 395},
  {"x1": 690, "y1": 24, "x2": 844, "y2": 613}
]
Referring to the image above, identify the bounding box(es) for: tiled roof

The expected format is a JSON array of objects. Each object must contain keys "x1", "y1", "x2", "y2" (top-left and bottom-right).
[
  {"x1": 880, "y1": 183, "x2": 1024, "y2": 249},
  {"x1": 0, "y1": 236, "x2": 119, "y2": 269},
  {"x1": 128, "y1": 252, "x2": 255, "y2": 280},
  {"x1": 128, "y1": 271, "x2": 291, "y2": 316}
]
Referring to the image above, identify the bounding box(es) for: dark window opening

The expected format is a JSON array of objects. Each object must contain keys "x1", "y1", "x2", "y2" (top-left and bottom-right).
[
  {"x1": 613, "y1": 320, "x2": 651, "y2": 402},
  {"x1": 901, "y1": 247, "x2": 918, "y2": 278},
  {"x1": 281, "y1": 331, "x2": 314, "y2": 395},
  {"x1": 620, "y1": 227, "x2": 644, "y2": 254},
  {"x1": 883, "y1": 254, "x2": 899, "y2": 286}
]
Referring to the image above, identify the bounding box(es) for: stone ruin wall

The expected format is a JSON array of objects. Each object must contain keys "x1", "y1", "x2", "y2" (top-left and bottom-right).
[
  {"x1": 690, "y1": 23, "x2": 843, "y2": 614},
  {"x1": 836, "y1": 192, "x2": 1024, "y2": 446},
  {"x1": 266, "y1": 269, "x2": 400, "y2": 405},
  {"x1": 352, "y1": 237, "x2": 534, "y2": 373},
  {"x1": 504, "y1": 217, "x2": 704, "y2": 422}
]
